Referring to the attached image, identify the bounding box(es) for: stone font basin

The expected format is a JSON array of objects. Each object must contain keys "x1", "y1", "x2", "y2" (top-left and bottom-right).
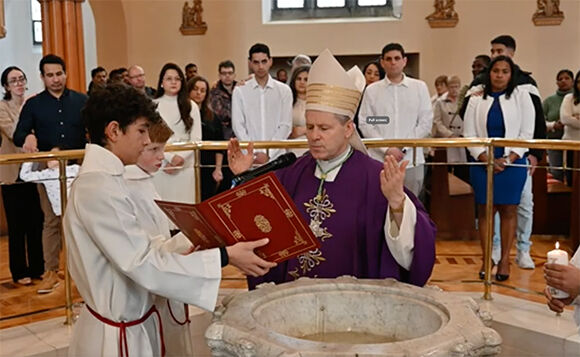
[{"x1": 206, "y1": 277, "x2": 501, "y2": 356}]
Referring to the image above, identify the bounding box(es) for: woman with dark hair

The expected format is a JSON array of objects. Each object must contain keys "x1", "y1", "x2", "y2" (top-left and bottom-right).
[
  {"x1": 0, "y1": 67, "x2": 44, "y2": 285},
  {"x1": 463, "y1": 55, "x2": 535, "y2": 281},
  {"x1": 362, "y1": 61, "x2": 384, "y2": 87},
  {"x1": 288, "y1": 65, "x2": 310, "y2": 156},
  {"x1": 153, "y1": 63, "x2": 202, "y2": 204},
  {"x1": 543, "y1": 69, "x2": 574, "y2": 181},
  {"x1": 559, "y1": 70, "x2": 580, "y2": 186},
  {"x1": 187, "y1": 76, "x2": 224, "y2": 200},
  {"x1": 289, "y1": 65, "x2": 309, "y2": 140},
  {"x1": 354, "y1": 61, "x2": 384, "y2": 133}
]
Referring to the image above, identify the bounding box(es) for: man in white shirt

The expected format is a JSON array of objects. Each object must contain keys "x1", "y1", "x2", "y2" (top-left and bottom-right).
[
  {"x1": 232, "y1": 43, "x2": 292, "y2": 163},
  {"x1": 358, "y1": 43, "x2": 433, "y2": 196}
]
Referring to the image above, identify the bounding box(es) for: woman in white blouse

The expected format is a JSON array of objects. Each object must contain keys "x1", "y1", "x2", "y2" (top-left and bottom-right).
[
  {"x1": 559, "y1": 70, "x2": 580, "y2": 186},
  {"x1": 152, "y1": 63, "x2": 202, "y2": 205},
  {"x1": 463, "y1": 56, "x2": 534, "y2": 281}
]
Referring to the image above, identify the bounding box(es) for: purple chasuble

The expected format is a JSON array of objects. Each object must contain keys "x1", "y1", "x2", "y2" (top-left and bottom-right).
[{"x1": 247, "y1": 150, "x2": 436, "y2": 289}]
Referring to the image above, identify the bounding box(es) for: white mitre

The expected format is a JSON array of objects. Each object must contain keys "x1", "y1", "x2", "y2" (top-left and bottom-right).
[{"x1": 306, "y1": 49, "x2": 367, "y2": 154}]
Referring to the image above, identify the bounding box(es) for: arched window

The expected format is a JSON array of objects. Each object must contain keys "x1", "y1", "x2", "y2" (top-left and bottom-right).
[
  {"x1": 31, "y1": 0, "x2": 42, "y2": 44},
  {"x1": 269, "y1": 0, "x2": 401, "y2": 22}
]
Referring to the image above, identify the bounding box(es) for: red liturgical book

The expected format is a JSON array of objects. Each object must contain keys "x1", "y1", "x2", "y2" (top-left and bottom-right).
[{"x1": 155, "y1": 172, "x2": 320, "y2": 263}]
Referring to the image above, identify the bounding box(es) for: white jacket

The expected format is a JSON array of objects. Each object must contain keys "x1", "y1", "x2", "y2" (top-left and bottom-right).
[
  {"x1": 463, "y1": 88, "x2": 535, "y2": 160},
  {"x1": 64, "y1": 144, "x2": 221, "y2": 357},
  {"x1": 124, "y1": 164, "x2": 196, "y2": 357},
  {"x1": 560, "y1": 93, "x2": 580, "y2": 141}
]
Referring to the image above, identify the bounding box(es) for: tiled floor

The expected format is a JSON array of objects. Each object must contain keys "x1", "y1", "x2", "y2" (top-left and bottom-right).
[
  {"x1": 1, "y1": 235, "x2": 578, "y2": 356},
  {"x1": 1, "y1": 236, "x2": 576, "y2": 328}
]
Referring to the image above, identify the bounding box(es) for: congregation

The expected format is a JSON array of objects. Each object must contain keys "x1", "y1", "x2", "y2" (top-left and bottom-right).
[
  {"x1": 1, "y1": 33, "x2": 579, "y2": 351},
  {"x1": 78, "y1": 37, "x2": 578, "y2": 285}
]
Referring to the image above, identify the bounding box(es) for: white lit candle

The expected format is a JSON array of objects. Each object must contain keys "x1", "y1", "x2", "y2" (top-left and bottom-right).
[{"x1": 547, "y1": 241, "x2": 569, "y2": 299}]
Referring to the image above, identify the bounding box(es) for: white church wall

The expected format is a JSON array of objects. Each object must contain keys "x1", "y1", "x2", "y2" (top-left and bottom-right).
[
  {"x1": 0, "y1": 0, "x2": 97, "y2": 95},
  {"x1": 92, "y1": 0, "x2": 580, "y2": 98},
  {"x1": 0, "y1": 0, "x2": 43, "y2": 95}
]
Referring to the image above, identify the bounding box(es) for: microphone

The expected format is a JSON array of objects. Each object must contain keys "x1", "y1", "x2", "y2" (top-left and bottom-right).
[{"x1": 231, "y1": 152, "x2": 297, "y2": 186}]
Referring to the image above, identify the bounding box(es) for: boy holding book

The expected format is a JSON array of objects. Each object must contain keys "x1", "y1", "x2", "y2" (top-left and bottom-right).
[{"x1": 64, "y1": 84, "x2": 275, "y2": 357}]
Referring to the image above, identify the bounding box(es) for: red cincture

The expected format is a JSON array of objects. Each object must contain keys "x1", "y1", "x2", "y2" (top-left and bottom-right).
[
  {"x1": 167, "y1": 301, "x2": 191, "y2": 326},
  {"x1": 86, "y1": 304, "x2": 166, "y2": 357}
]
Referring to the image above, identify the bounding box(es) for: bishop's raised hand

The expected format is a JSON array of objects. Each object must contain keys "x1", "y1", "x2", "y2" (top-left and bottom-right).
[
  {"x1": 227, "y1": 138, "x2": 254, "y2": 175},
  {"x1": 380, "y1": 155, "x2": 407, "y2": 210}
]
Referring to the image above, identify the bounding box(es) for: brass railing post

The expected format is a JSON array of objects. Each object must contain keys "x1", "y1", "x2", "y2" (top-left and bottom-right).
[
  {"x1": 194, "y1": 144, "x2": 202, "y2": 204},
  {"x1": 563, "y1": 149, "x2": 569, "y2": 185},
  {"x1": 59, "y1": 159, "x2": 73, "y2": 324},
  {"x1": 483, "y1": 140, "x2": 495, "y2": 300}
]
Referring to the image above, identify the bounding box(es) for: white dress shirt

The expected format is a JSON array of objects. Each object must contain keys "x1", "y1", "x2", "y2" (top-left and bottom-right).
[
  {"x1": 358, "y1": 74, "x2": 433, "y2": 166},
  {"x1": 232, "y1": 75, "x2": 293, "y2": 159}
]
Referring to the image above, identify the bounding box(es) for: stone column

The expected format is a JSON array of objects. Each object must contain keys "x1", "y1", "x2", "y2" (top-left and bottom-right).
[
  {"x1": 0, "y1": 0, "x2": 6, "y2": 38},
  {"x1": 39, "y1": 0, "x2": 86, "y2": 92}
]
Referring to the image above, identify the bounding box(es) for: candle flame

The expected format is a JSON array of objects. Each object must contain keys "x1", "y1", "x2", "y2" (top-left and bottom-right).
[{"x1": 556, "y1": 241, "x2": 560, "y2": 249}]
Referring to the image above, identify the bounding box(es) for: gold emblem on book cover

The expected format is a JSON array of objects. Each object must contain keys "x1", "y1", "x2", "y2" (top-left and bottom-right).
[
  {"x1": 259, "y1": 184, "x2": 275, "y2": 200},
  {"x1": 254, "y1": 215, "x2": 272, "y2": 233},
  {"x1": 218, "y1": 203, "x2": 232, "y2": 218},
  {"x1": 294, "y1": 231, "x2": 306, "y2": 245}
]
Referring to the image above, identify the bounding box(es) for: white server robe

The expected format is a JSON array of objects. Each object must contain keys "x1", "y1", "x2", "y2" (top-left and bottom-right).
[
  {"x1": 124, "y1": 164, "x2": 196, "y2": 356},
  {"x1": 64, "y1": 144, "x2": 221, "y2": 357}
]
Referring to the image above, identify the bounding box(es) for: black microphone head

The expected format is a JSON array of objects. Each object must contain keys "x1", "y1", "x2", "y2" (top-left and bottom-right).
[
  {"x1": 231, "y1": 152, "x2": 298, "y2": 186},
  {"x1": 278, "y1": 152, "x2": 297, "y2": 165}
]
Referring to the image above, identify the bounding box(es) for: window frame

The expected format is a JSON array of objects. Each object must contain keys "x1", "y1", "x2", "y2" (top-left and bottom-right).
[
  {"x1": 271, "y1": 0, "x2": 396, "y2": 21},
  {"x1": 30, "y1": 0, "x2": 42, "y2": 45}
]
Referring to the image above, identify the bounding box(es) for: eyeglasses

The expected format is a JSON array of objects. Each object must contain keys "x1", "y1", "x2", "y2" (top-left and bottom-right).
[
  {"x1": 8, "y1": 77, "x2": 27, "y2": 85},
  {"x1": 163, "y1": 77, "x2": 181, "y2": 82},
  {"x1": 130, "y1": 73, "x2": 145, "y2": 79},
  {"x1": 220, "y1": 71, "x2": 234, "y2": 76}
]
